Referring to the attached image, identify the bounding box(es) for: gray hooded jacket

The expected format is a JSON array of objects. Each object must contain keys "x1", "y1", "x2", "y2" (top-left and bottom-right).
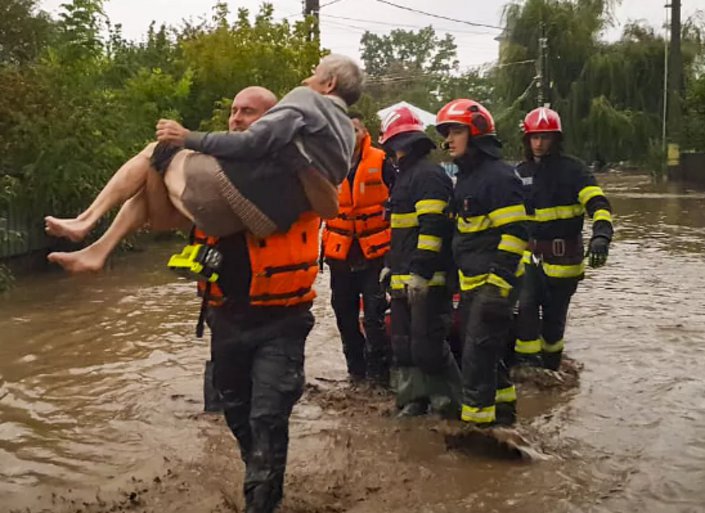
[{"x1": 184, "y1": 86, "x2": 355, "y2": 186}]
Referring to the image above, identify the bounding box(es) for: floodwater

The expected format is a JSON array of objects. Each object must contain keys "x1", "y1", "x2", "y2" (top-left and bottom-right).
[{"x1": 1, "y1": 172, "x2": 705, "y2": 513}]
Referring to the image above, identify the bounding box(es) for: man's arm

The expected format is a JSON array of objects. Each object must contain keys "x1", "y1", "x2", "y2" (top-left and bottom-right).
[
  {"x1": 575, "y1": 162, "x2": 614, "y2": 242},
  {"x1": 409, "y1": 170, "x2": 453, "y2": 280},
  {"x1": 486, "y1": 171, "x2": 529, "y2": 294},
  {"x1": 156, "y1": 109, "x2": 306, "y2": 161}
]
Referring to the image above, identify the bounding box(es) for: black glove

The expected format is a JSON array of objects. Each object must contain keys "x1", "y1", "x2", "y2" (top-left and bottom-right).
[
  {"x1": 588, "y1": 236, "x2": 610, "y2": 268},
  {"x1": 475, "y1": 284, "x2": 512, "y2": 323}
]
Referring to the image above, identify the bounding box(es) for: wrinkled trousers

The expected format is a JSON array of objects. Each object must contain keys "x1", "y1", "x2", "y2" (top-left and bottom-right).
[{"x1": 211, "y1": 306, "x2": 314, "y2": 513}]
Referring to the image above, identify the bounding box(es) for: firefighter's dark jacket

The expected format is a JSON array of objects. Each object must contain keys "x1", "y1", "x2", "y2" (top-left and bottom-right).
[
  {"x1": 516, "y1": 153, "x2": 613, "y2": 243},
  {"x1": 452, "y1": 152, "x2": 529, "y2": 294},
  {"x1": 387, "y1": 151, "x2": 453, "y2": 291}
]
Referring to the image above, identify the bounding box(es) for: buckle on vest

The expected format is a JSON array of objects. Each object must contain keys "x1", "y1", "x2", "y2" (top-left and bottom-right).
[{"x1": 552, "y1": 238, "x2": 566, "y2": 257}]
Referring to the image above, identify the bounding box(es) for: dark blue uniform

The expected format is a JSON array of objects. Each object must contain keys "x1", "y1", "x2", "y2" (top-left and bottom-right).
[
  {"x1": 514, "y1": 153, "x2": 613, "y2": 369},
  {"x1": 387, "y1": 149, "x2": 461, "y2": 415},
  {"x1": 452, "y1": 152, "x2": 528, "y2": 425}
]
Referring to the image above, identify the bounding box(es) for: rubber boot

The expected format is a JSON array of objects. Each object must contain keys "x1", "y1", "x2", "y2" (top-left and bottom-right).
[
  {"x1": 513, "y1": 352, "x2": 543, "y2": 368},
  {"x1": 397, "y1": 398, "x2": 429, "y2": 418},
  {"x1": 542, "y1": 350, "x2": 562, "y2": 371},
  {"x1": 495, "y1": 401, "x2": 517, "y2": 426},
  {"x1": 203, "y1": 360, "x2": 224, "y2": 413}
]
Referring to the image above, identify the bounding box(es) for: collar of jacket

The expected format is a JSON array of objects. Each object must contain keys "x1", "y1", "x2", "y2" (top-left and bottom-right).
[
  {"x1": 532, "y1": 152, "x2": 561, "y2": 169},
  {"x1": 454, "y1": 148, "x2": 492, "y2": 174},
  {"x1": 325, "y1": 94, "x2": 348, "y2": 112}
]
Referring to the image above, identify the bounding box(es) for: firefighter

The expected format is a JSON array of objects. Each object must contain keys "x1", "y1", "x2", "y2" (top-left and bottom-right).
[
  {"x1": 514, "y1": 107, "x2": 613, "y2": 370},
  {"x1": 378, "y1": 105, "x2": 462, "y2": 418},
  {"x1": 436, "y1": 99, "x2": 528, "y2": 427},
  {"x1": 323, "y1": 113, "x2": 395, "y2": 384}
]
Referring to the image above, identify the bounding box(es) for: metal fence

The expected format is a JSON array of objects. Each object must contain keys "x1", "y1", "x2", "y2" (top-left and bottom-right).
[{"x1": 0, "y1": 203, "x2": 49, "y2": 260}]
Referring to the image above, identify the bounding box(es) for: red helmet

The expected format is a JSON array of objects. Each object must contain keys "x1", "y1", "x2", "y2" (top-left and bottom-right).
[
  {"x1": 523, "y1": 107, "x2": 562, "y2": 134},
  {"x1": 436, "y1": 99, "x2": 495, "y2": 138},
  {"x1": 379, "y1": 106, "x2": 425, "y2": 145}
]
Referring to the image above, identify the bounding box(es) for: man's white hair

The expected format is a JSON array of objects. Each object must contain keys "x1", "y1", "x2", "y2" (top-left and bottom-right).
[{"x1": 319, "y1": 54, "x2": 364, "y2": 106}]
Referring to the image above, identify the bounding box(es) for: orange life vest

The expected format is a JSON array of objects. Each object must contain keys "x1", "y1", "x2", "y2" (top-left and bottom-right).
[
  {"x1": 323, "y1": 134, "x2": 390, "y2": 261},
  {"x1": 194, "y1": 211, "x2": 320, "y2": 308},
  {"x1": 246, "y1": 211, "x2": 320, "y2": 307}
]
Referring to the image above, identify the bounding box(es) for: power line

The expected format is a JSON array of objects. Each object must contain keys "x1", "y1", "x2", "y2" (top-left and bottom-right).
[
  {"x1": 320, "y1": 0, "x2": 347, "y2": 7},
  {"x1": 375, "y1": 0, "x2": 504, "y2": 31},
  {"x1": 321, "y1": 13, "x2": 496, "y2": 35}
]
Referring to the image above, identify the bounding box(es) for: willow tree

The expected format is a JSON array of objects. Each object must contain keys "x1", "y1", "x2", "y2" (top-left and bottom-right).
[{"x1": 494, "y1": 0, "x2": 705, "y2": 166}]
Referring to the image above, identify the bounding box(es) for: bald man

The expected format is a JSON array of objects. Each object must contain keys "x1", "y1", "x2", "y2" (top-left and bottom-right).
[{"x1": 201, "y1": 87, "x2": 278, "y2": 414}]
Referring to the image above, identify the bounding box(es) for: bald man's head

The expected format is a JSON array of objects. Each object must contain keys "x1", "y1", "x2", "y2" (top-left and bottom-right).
[{"x1": 228, "y1": 86, "x2": 278, "y2": 132}]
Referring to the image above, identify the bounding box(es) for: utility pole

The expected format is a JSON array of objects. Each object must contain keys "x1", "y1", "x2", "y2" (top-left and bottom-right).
[
  {"x1": 536, "y1": 23, "x2": 549, "y2": 107},
  {"x1": 304, "y1": 0, "x2": 320, "y2": 43},
  {"x1": 666, "y1": 0, "x2": 682, "y2": 173}
]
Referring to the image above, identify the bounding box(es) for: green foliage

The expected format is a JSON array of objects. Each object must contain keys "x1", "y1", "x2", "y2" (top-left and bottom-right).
[
  {"x1": 0, "y1": 0, "x2": 55, "y2": 65},
  {"x1": 177, "y1": 3, "x2": 322, "y2": 127},
  {"x1": 361, "y1": 26, "x2": 460, "y2": 112},
  {"x1": 493, "y1": 0, "x2": 704, "y2": 164},
  {"x1": 0, "y1": 0, "x2": 324, "y2": 225}
]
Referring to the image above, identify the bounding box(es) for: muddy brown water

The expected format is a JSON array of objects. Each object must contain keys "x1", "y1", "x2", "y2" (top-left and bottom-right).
[{"x1": 1, "y1": 172, "x2": 705, "y2": 512}]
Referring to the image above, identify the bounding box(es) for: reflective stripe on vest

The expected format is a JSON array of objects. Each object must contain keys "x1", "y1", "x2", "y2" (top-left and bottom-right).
[
  {"x1": 247, "y1": 212, "x2": 320, "y2": 307},
  {"x1": 323, "y1": 134, "x2": 390, "y2": 261}
]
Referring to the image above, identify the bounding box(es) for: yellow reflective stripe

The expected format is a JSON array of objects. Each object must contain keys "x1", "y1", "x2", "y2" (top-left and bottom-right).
[
  {"x1": 542, "y1": 261, "x2": 585, "y2": 278},
  {"x1": 391, "y1": 212, "x2": 418, "y2": 228},
  {"x1": 417, "y1": 234, "x2": 442, "y2": 252},
  {"x1": 461, "y1": 404, "x2": 496, "y2": 424},
  {"x1": 488, "y1": 204, "x2": 528, "y2": 227},
  {"x1": 498, "y1": 234, "x2": 527, "y2": 256},
  {"x1": 515, "y1": 260, "x2": 525, "y2": 277},
  {"x1": 486, "y1": 273, "x2": 512, "y2": 296},
  {"x1": 458, "y1": 271, "x2": 488, "y2": 291},
  {"x1": 390, "y1": 272, "x2": 446, "y2": 290},
  {"x1": 522, "y1": 250, "x2": 532, "y2": 264},
  {"x1": 457, "y1": 215, "x2": 491, "y2": 233},
  {"x1": 495, "y1": 385, "x2": 517, "y2": 404},
  {"x1": 578, "y1": 185, "x2": 605, "y2": 206},
  {"x1": 593, "y1": 209, "x2": 613, "y2": 223},
  {"x1": 515, "y1": 338, "x2": 542, "y2": 355},
  {"x1": 415, "y1": 199, "x2": 447, "y2": 215},
  {"x1": 534, "y1": 204, "x2": 585, "y2": 222},
  {"x1": 542, "y1": 339, "x2": 565, "y2": 353}
]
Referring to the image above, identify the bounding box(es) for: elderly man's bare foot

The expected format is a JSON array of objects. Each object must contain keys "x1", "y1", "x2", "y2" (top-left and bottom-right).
[
  {"x1": 47, "y1": 247, "x2": 106, "y2": 273},
  {"x1": 44, "y1": 216, "x2": 93, "y2": 242}
]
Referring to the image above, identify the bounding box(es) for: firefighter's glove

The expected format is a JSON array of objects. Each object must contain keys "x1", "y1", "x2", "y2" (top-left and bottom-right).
[
  {"x1": 406, "y1": 273, "x2": 430, "y2": 305},
  {"x1": 378, "y1": 266, "x2": 392, "y2": 289},
  {"x1": 476, "y1": 284, "x2": 512, "y2": 323},
  {"x1": 588, "y1": 236, "x2": 610, "y2": 268}
]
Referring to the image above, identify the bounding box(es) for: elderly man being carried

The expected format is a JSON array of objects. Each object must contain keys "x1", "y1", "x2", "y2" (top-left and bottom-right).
[{"x1": 45, "y1": 54, "x2": 362, "y2": 272}]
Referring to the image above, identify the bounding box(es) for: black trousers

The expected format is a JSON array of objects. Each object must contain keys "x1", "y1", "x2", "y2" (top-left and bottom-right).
[
  {"x1": 515, "y1": 262, "x2": 579, "y2": 369},
  {"x1": 390, "y1": 287, "x2": 462, "y2": 411},
  {"x1": 211, "y1": 305, "x2": 314, "y2": 513},
  {"x1": 458, "y1": 289, "x2": 515, "y2": 425},
  {"x1": 329, "y1": 258, "x2": 390, "y2": 380}
]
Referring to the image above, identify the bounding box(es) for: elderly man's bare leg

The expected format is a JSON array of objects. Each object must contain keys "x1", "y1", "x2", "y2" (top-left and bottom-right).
[
  {"x1": 46, "y1": 149, "x2": 193, "y2": 273},
  {"x1": 47, "y1": 189, "x2": 150, "y2": 272},
  {"x1": 44, "y1": 142, "x2": 187, "y2": 241}
]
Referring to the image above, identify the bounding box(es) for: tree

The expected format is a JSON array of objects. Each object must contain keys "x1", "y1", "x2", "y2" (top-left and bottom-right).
[
  {"x1": 360, "y1": 26, "x2": 459, "y2": 112},
  {"x1": 178, "y1": 3, "x2": 322, "y2": 127},
  {"x1": 0, "y1": 0, "x2": 54, "y2": 65}
]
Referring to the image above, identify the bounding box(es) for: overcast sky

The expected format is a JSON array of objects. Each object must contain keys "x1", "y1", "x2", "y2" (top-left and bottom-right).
[{"x1": 39, "y1": 0, "x2": 704, "y2": 70}]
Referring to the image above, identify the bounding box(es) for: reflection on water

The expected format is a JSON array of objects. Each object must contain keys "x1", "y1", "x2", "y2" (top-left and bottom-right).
[{"x1": 1, "y1": 172, "x2": 705, "y2": 512}]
